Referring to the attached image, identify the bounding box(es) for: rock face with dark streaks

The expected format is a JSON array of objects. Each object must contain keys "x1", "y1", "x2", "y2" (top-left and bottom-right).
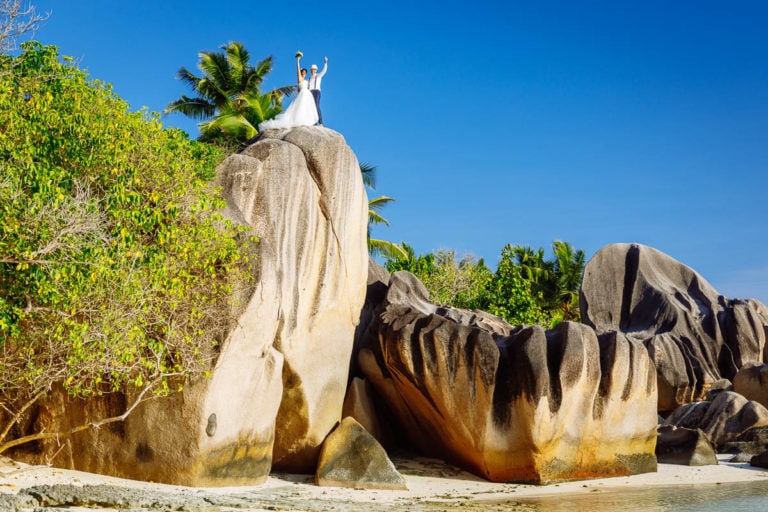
[
  {"x1": 663, "y1": 391, "x2": 768, "y2": 447},
  {"x1": 580, "y1": 243, "x2": 768, "y2": 412},
  {"x1": 734, "y1": 362, "x2": 768, "y2": 409},
  {"x1": 359, "y1": 271, "x2": 658, "y2": 484}
]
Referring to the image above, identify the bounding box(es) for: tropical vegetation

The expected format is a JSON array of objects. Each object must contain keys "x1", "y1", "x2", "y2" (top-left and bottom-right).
[
  {"x1": 0, "y1": 41, "x2": 256, "y2": 452},
  {"x1": 164, "y1": 41, "x2": 294, "y2": 148},
  {"x1": 385, "y1": 240, "x2": 586, "y2": 326}
]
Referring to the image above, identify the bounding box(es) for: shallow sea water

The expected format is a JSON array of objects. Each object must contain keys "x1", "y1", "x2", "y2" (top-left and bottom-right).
[{"x1": 505, "y1": 481, "x2": 768, "y2": 512}]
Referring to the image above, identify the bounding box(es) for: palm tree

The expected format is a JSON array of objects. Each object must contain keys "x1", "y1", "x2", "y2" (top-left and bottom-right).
[
  {"x1": 507, "y1": 241, "x2": 585, "y2": 323},
  {"x1": 361, "y1": 162, "x2": 407, "y2": 259},
  {"x1": 164, "y1": 42, "x2": 295, "y2": 142},
  {"x1": 512, "y1": 245, "x2": 551, "y2": 299},
  {"x1": 550, "y1": 240, "x2": 586, "y2": 321}
]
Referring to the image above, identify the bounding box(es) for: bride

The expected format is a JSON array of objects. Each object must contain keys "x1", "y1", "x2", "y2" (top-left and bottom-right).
[{"x1": 258, "y1": 52, "x2": 319, "y2": 130}]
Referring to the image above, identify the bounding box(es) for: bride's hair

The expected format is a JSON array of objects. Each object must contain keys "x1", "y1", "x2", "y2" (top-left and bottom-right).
[{"x1": 301, "y1": 68, "x2": 307, "y2": 76}]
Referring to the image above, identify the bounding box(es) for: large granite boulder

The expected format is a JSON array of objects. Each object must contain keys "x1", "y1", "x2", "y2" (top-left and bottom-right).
[
  {"x1": 663, "y1": 391, "x2": 768, "y2": 447},
  {"x1": 359, "y1": 271, "x2": 658, "y2": 484},
  {"x1": 315, "y1": 417, "x2": 406, "y2": 490},
  {"x1": 580, "y1": 243, "x2": 768, "y2": 412},
  {"x1": 721, "y1": 425, "x2": 768, "y2": 460},
  {"x1": 655, "y1": 425, "x2": 718, "y2": 466},
  {"x1": 734, "y1": 362, "x2": 768, "y2": 409},
  {"x1": 215, "y1": 127, "x2": 368, "y2": 472},
  {"x1": 9, "y1": 127, "x2": 368, "y2": 484}
]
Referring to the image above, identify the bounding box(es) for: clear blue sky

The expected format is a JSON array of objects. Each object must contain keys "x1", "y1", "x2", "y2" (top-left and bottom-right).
[{"x1": 30, "y1": 1, "x2": 768, "y2": 303}]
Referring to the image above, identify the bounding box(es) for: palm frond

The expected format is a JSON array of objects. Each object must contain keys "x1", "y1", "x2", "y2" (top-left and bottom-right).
[
  {"x1": 243, "y1": 94, "x2": 284, "y2": 126},
  {"x1": 164, "y1": 96, "x2": 216, "y2": 119},
  {"x1": 368, "y1": 238, "x2": 408, "y2": 260},
  {"x1": 368, "y1": 195, "x2": 395, "y2": 212},
  {"x1": 175, "y1": 66, "x2": 202, "y2": 91},
  {"x1": 200, "y1": 111, "x2": 257, "y2": 141},
  {"x1": 199, "y1": 51, "x2": 232, "y2": 94},
  {"x1": 252, "y1": 56, "x2": 274, "y2": 86},
  {"x1": 195, "y1": 78, "x2": 229, "y2": 108},
  {"x1": 269, "y1": 84, "x2": 298, "y2": 100},
  {"x1": 360, "y1": 162, "x2": 377, "y2": 189},
  {"x1": 368, "y1": 210, "x2": 390, "y2": 227},
  {"x1": 225, "y1": 42, "x2": 249, "y2": 89}
]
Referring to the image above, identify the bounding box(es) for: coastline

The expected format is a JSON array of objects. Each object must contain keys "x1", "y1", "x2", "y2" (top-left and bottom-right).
[{"x1": 1, "y1": 454, "x2": 767, "y2": 511}]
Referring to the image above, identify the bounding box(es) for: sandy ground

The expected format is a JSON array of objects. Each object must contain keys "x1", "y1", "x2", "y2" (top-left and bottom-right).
[{"x1": 0, "y1": 453, "x2": 767, "y2": 511}]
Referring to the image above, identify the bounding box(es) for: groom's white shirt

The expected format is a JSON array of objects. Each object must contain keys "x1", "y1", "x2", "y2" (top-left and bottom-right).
[{"x1": 308, "y1": 62, "x2": 327, "y2": 90}]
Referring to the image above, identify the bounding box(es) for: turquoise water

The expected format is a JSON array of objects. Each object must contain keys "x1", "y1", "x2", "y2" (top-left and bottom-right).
[{"x1": 509, "y1": 481, "x2": 768, "y2": 511}]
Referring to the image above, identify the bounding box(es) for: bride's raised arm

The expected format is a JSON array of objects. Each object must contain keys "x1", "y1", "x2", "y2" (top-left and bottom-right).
[{"x1": 296, "y1": 54, "x2": 303, "y2": 84}]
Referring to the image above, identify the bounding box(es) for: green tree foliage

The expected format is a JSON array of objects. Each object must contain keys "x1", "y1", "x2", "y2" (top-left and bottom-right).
[
  {"x1": 505, "y1": 241, "x2": 586, "y2": 323},
  {"x1": 482, "y1": 245, "x2": 548, "y2": 325},
  {"x1": 385, "y1": 241, "x2": 586, "y2": 327},
  {"x1": 0, "y1": 42, "x2": 256, "y2": 449},
  {"x1": 164, "y1": 41, "x2": 294, "y2": 146},
  {"x1": 385, "y1": 244, "x2": 493, "y2": 311}
]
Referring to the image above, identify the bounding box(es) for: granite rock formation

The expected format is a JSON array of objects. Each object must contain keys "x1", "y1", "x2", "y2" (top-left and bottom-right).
[
  {"x1": 655, "y1": 425, "x2": 718, "y2": 466},
  {"x1": 721, "y1": 425, "x2": 768, "y2": 461},
  {"x1": 9, "y1": 127, "x2": 368, "y2": 484},
  {"x1": 342, "y1": 377, "x2": 386, "y2": 445},
  {"x1": 315, "y1": 417, "x2": 406, "y2": 490},
  {"x1": 749, "y1": 450, "x2": 768, "y2": 469},
  {"x1": 580, "y1": 243, "x2": 768, "y2": 412},
  {"x1": 663, "y1": 391, "x2": 768, "y2": 447},
  {"x1": 358, "y1": 271, "x2": 658, "y2": 484},
  {"x1": 733, "y1": 362, "x2": 768, "y2": 409},
  {"x1": 220, "y1": 127, "x2": 368, "y2": 472}
]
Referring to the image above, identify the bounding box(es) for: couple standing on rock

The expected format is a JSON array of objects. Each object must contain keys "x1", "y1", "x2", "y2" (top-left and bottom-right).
[{"x1": 258, "y1": 52, "x2": 328, "y2": 131}]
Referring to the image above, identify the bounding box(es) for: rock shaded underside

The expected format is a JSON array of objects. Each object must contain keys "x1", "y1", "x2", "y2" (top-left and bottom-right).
[
  {"x1": 359, "y1": 271, "x2": 658, "y2": 484},
  {"x1": 655, "y1": 425, "x2": 718, "y2": 466},
  {"x1": 580, "y1": 243, "x2": 768, "y2": 412}
]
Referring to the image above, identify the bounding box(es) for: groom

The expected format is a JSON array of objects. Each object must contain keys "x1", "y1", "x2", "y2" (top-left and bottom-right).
[{"x1": 308, "y1": 56, "x2": 328, "y2": 126}]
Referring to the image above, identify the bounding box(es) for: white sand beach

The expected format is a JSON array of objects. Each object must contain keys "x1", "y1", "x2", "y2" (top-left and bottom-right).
[{"x1": 1, "y1": 454, "x2": 766, "y2": 511}]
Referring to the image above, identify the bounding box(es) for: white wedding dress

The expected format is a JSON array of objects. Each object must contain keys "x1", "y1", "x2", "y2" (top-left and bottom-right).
[{"x1": 258, "y1": 80, "x2": 319, "y2": 130}]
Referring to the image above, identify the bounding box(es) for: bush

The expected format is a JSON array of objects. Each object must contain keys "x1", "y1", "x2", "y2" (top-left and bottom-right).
[{"x1": 0, "y1": 42, "x2": 256, "y2": 434}]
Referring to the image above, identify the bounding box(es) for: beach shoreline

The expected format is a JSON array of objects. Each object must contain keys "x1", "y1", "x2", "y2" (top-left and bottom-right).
[{"x1": 1, "y1": 454, "x2": 767, "y2": 511}]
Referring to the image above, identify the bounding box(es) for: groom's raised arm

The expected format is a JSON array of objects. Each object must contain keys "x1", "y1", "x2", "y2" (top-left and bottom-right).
[{"x1": 318, "y1": 57, "x2": 328, "y2": 78}]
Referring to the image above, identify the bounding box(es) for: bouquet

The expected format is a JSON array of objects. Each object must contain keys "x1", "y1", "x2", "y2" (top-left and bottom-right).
[{"x1": 295, "y1": 51, "x2": 303, "y2": 59}]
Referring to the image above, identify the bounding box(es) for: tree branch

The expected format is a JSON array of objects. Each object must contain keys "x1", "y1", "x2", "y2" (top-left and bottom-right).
[
  {"x1": 0, "y1": 382, "x2": 158, "y2": 454},
  {"x1": 0, "y1": 388, "x2": 46, "y2": 445}
]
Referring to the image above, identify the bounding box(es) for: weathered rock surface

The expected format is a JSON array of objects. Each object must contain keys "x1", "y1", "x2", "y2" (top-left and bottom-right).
[
  {"x1": 359, "y1": 271, "x2": 658, "y2": 484},
  {"x1": 720, "y1": 425, "x2": 768, "y2": 459},
  {"x1": 342, "y1": 377, "x2": 385, "y2": 445},
  {"x1": 221, "y1": 127, "x2": 369, "y2": 472},
  {"x1": 9, "y1": 127, "x2": 368, "y2": 484},
  {"x1": 315, "y1": 417, "x2": 406, "y2": 490},
  {"x1": 580, "y1": 243, "x2": 768, "y2": 412},
  {"x1": 750, "y1": 450, "x2": 768, "y2": 469},
  {"x1": 663, "y1": 391, "x2": 768, "y2": 447},
  {"x1": 655, "y1": 425, "x2": 718, "y2": 466},
  {"x1": 705, "y1": 379, "x2": 733, "y2": 400},
  {"x1": 734, "y1": 362, "x2": 768, "y2": 409}
]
